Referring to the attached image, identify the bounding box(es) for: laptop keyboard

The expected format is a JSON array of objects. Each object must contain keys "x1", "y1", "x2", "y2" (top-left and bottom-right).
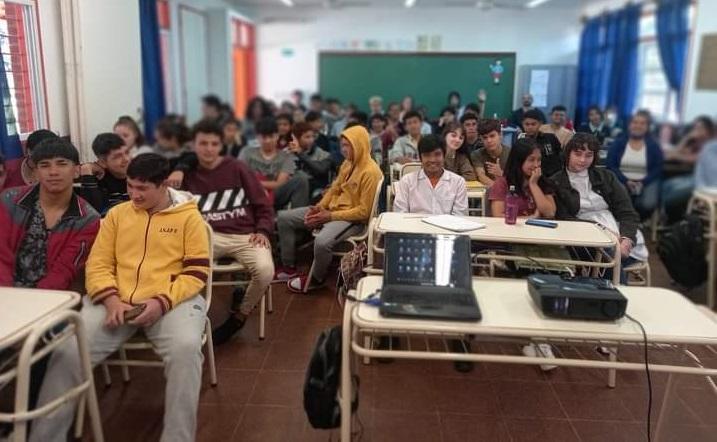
[{"x1": 384, "y1": 292, "x2": 476, "y2": 307}]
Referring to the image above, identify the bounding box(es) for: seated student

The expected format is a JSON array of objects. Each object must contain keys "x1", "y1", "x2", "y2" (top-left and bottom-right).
[
  {"x1": 201, "y1": 94, "x2": 223, "y2": 122},
  {"x1": 325, "y1": 98, "x2": 346, "y2": 137},
  {"x1": 305, "y1": 110, "x2": 330, "y2": 152},
  {"x1": 606, "y1": 110, "x2": 663, "y2": 220},
  {"x1": 243, "y1": 97, "x2": 272, "y2": 142},
  {"x1": 539, "y1": 105, "x2": 575, "y2": 148},
  {"x1": 398, "y1": 95, "x2": 414, "y2": 122},
  {"x1": 662, "y1": 116, "x2": 715, "y2": 223},
  {"x1": 348, "y1": 110, "x2": 382, "y2": 164},
  {"x1": 394, "y1": 135, "x2": 467, "y2": 215},
  {"x1": 286, "y1": 122, "x2": 332, "y2": 199},
  {"x1": 435, "y1": 106, "x2": 457, "y2": 134},
  {"x1": 221, "y1": 117, "x2": 247, "y2": 158},
  {"x1": 369, "y1": 113, "x2": 394, "y2": 166},
  {"x1": 182, "y1": 120, "x2": 274, "y2": 344},
  {"x1": 389, "y1": 110, "x2": 424, "y2": 165},
  {"x1": 519, "y1": 109, "x2": 564, "y2": 177},
  {"x1": 77, "y1": 133, "x2": 131, "y2": 214},
  {"x1": 471, "y1": 119, "x2": 511, "y2": 187},
  {"x1": 489, "y1": 137, "x2": 556, "y2": 219},
  {"x1": 442, "y1": 122, "x2": 476, "y2": 181},
  {"x1": 3, "y1": 129, "x2": 59, "y2": 189},
  {"x1": 577, "y1": 105, "x2": 611, "y2": 145},
  {"x1": 0, "y1": 139, "x2": 100, "y2": 414},
  {"x1": 386, "y1": 101, "x2": 405, "y2": 138},
  {"x1": 239, "y1": 117, "x2": 309, "y2": 210},
  {"x1": 551, "y1": 133, "x2": 648, "y2": 271},
  {"x1": 416, "y1": 106, "x2": 433, "y2": 135},
  {"x1": 369, "y1": 95, "x2": 384, "y2": 116},
  {"x1": 275, "y1": 125, "x2": 382, "y2": 290},
  {"x1": 114, "y1": 115, "x2": 152, "y2": 158},
  {"x1": 309, "y1": 93, "x2": 324, "y2": 113},
  {"x1": 695, "y1": 139, "x2": 717, "y2": 189},
  {"x1": 459, "y1": 112, "x2": 483, "y2": 155},
  {"x1": 30, "y1": 154, "x2": 209, "y2": 442},
  {"x1": 152, "y1": 115, "x2": 192, "y2": 166},
  {"x1": 447, "y1": 91, "x2": 466, "y2": 119},
  {"x1": 509, "y1": 93, "x2": 546, "y2": 131},
  {"x1": 276, "y1": 112, "x2": 294, "y2": 150}
]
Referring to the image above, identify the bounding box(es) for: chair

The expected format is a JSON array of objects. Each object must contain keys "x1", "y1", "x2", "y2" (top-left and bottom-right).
[
  {"x1": 399, "y1": 162, "x2": 422, "y2": 179},
  {"x1": 304, "y1": 177, "x2": 385, "y2": 293},
  {"x1": 624, "y1": 261, "x2": 652, "y2": 286}
]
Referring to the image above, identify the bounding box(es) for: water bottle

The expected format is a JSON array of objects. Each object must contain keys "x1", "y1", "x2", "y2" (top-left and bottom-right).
[{"x1": 505, "y1": 185, "x2": 518, "y2": 225}]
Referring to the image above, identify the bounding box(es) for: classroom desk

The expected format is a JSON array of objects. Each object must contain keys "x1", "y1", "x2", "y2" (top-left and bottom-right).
[
  {"x1": 0, "y1": 288, "x2": 104, "y2": 442},
  {"x1": 339, "y1": 276, "x2": 717, "y2": 442},
  {"x1": 385, "y1": 182, "x2": 487, "y2": 216},
  {"x1": 688, "y1": 189, "x2": 717, "y2": 309},
  {"x1": 372, "y1": 211, "x2": 621, "y2": 283}
]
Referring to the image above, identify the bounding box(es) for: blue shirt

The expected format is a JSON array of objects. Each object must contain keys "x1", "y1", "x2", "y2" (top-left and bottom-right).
[{"x1": 695, "y1": 140, "x2": 717, "y2": 189}]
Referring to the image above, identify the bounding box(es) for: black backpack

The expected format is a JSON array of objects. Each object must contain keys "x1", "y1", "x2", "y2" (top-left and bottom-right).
[
  {"x1": 657, "y1": 214, "x2": 708, "y2": 288},
  {"x1": 303, "y1": 326, "x2": 359, "y2": 429}
]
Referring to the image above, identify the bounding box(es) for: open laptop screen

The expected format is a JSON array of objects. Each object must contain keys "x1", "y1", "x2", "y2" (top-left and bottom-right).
[{"x1": 383, "y1": 232, "x2": 472, "y2": 288}]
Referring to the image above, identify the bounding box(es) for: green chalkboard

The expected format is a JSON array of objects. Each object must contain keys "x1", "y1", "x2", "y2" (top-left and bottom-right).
[{"x1": 319, "y1": 52, "x2": 516, "y2": 120}]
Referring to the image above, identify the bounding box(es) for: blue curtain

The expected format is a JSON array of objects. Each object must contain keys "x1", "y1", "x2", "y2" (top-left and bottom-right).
[
  {"x1": 575, "y1": 4, "x2": 641, "y2": 126},
  {"x1": 0, "y1": 52, "x2": 22, "y2": 159},
  {"x1": 139, "y1": 0, "x2": 166, "y2": 144},
  {"x1": 657, "y1": 0, "x2": 690, "y2": 105}
]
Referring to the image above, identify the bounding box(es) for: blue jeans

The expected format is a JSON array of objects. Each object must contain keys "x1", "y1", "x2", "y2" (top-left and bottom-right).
[
  {"x1": 632, "y1": 180, "x2": 660, "y2": 220},
  {"x1": 662, "y1": 175, "x2": 694, "y2": 223}
]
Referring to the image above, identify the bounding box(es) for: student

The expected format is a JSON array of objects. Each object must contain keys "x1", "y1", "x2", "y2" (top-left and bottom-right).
[
  {"x1": 275, "y1": 125, "x2": 382, "y2": 290},
  {"x1": 662, "y1": 116, "x2": 715, "y2": 223},
  {"x1": 0, "y1": 137, "x2": 100, "y2": 289},
  {"x1": 305, "y1": 110, "x2": 330, "y2": 152},
  {"x1": 182, "y1": 120, "x2": 274, "y2": 344},
  {"x1": 309, "y1": 93, "x2": 324, "y2": 113},
  {"x1": 540, "y1": 105, "x2": 575, "y2": 148},
  {"x1": 447, "y1": 91, "x2": 465, "y2": 119},
  {"x1": 519, "y1": 109, "x2": 564, "y2": 177},
  {"x1": 201, "y1": 94, "x2": 223, "y2": 121},
  {"x1": 77, "y1": 133, "x2": 131, "y2": 214},
  {"x1": 471, "y1": 119, "x2": 511, "y2": 187},
  {"x1": 577, "y1": 105, "x2": 611, "y2": 145},
  {"x1": 389, "y1": 110, "x2": 424, "y2": 165},
  {"x1": 435, "y1": 106, "x2": 456, "y2": 134},
  {"x1": 394, "y1": 135, "x2": 467, "y2": 215},
  {"x1": 386, "y1": 101, "x2": 404, "y2": 137},
  {"x1": 695, "y1": 139, "x2": 717, "y2": 189},
  {"x1": 3, "y1": 129, "x2": 59, "y2": 189},
  {"x1": 509, "y1": 93, "x2": 546, "y2": 130},
  {"x1": 0, "y1": 138, "x2": 100, "y2": 417},
  {"x1": 370, "y1": 113, "x2": 395, "y2": 166},
  {"x1": 416, "y1": 105, "x2": 433, "y2": 135},
  {"x1": 30, "y1": 154, "x2": 209, "y2": 442},
  {"x1": 276, "y1": 112, "x2": 294, "y2": 150},
  {"x1": 152, "y1": 115, "x2": 192, "y2": 166},
  {"x1": 489, "y1": 137, "x2": 556, "y2": 219},
  {"x1": 399, "y1": 95, "x2": 414, "y2": 121},
  {"x1": 348, "y1": 110, "x2": 382, "y2": 164},
  {"x1": 293, "y1": 107, "x2": 306, "y2": 124},
  {"x1": 606, "y1": 110, "x2": 663, "y2": 220},
  {"x1": 286, "y1": 122, "x2": 333, "y2": 198},
  {"x1": 459, "y1": 112, "x2": 483, "y2": 155},
  {"x1": 551, "y1": 133, "x2": 647, "y2": 272},
  {"x1": 221, "y1": 117, "x2": 247, "y2": 158},
  {"x1": 243, "y1": 96, "x2": 272, "y2": 141},
  {"x1": 442, "y1": 122, "x2": 476, "y2": 181},
  {"x1": 369, "y1": 95, "x2": 384, "y2": 115},
  {"x1": 114, "y1": 115, "x2": 151, "y2": 158},
  {"x1": 239, "y1": 117, "x2": 309, "y2": 210},
  {"x1": 291, "y1": 89, "x2": 304, "y2": 108},
  {"x1": 324, "y1": 98, "x2": 345, "y2": 137}
]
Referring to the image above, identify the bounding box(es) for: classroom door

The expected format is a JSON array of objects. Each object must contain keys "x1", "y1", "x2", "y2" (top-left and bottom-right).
[
  {"x1": 232, "y1": 19, "x2": 256, "y2": 118},
  {"x1": 179, "y1": 6, "x2": 209, "y2": 123}
]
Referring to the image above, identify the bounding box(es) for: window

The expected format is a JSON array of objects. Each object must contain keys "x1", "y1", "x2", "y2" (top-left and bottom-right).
[{"x1": 0, "y1": 0, "x2": 47, "y2": 137}]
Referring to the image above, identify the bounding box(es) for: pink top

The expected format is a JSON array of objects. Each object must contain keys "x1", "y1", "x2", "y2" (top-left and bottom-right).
[{"x1": 489, "y1": 177, "x2": 541, "y2": 217}]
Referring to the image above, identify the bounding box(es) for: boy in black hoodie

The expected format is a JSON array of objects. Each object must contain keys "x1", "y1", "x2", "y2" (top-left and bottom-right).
[{"x1": 77, "y1": 133, "x2": 130, "y2": 215}]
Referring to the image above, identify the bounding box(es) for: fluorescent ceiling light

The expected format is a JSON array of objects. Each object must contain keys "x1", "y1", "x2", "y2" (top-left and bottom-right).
[
  {"x1": 405, "y1": 0, "x2": 417, "y2": 7},
  {"x1": 526, "y1": 0, "x2": 551, "y2": 8},
  {"x1": 280, "y1": 0, "x2": 294, "y2": 6}
]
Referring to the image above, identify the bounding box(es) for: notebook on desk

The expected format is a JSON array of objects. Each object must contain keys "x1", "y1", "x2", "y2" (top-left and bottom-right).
[
  {"x1": 421, "y1": 214, "x2": 486, "y2": 232},
  {"x1": 380, "y1": 232, "x2": 482, "y2": 321}
]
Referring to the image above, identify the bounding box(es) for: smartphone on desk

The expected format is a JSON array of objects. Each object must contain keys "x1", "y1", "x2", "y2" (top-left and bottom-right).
[{"x1": 526, "y1": 219, "x2": 558, "y2": 228}]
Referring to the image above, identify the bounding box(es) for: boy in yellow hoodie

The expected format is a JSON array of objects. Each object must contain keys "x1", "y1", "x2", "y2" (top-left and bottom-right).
[
  {"x1": 31, "y1": 154, "x2": 209, "y2": 442},
  {"x1": 277, "y1": 124, "x2": 383, "y2": 292}
]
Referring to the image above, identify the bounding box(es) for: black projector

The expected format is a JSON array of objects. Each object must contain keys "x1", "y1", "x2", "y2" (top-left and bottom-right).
[{"x1": 527, "y1": 274, "x2": 628, "y2": 321}]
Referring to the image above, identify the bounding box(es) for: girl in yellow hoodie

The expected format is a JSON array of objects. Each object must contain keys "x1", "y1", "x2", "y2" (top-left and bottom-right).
[{"x1": 276, "y1": 124, "x2": 383, "y2": 292}]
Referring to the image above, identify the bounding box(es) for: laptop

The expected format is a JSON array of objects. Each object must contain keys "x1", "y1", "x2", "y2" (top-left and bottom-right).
[{"x1": 379, "y1": 232, "x2": 482, "y2": 321}]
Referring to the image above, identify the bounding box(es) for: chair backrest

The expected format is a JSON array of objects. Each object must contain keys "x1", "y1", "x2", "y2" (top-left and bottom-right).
[
  {"x1": 203, "y1": 222, "x2": 214, "y2": 311},
  {"x1": 369, "y1": 176, "x2": 385, "y2": 220},
  {"x1": 399, "y1": 162, "x2": 422, "y2": 179}
]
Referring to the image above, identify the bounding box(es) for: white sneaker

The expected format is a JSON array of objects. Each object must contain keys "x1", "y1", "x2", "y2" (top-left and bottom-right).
[{"x1": 522, "y1": 343, "x2": 558, "y2": 371}]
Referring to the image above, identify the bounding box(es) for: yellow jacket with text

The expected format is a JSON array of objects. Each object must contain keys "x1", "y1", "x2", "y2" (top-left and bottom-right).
[
  {"x1": 318, "y1": 125, "x2": 383, "y2": 222},
  {"x1": 85, "y1": 189, "x2": 209, "y2": 313}
]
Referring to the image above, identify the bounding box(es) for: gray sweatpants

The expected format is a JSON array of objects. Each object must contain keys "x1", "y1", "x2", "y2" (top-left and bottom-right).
[
  {"x1": 30, "y1": 295, "x2": 207, "y2": 442},
  {"x1": 277, "y1": 206, "x2": 363, "y2": 282}
]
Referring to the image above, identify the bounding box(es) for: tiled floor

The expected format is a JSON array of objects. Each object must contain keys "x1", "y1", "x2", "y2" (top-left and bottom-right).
[{"x1": 84, "y1": 247, "x2": 717, "y2": 442}]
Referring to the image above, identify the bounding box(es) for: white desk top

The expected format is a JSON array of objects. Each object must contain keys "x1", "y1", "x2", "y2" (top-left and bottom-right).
[
  {"x1": 354, "y1": 276, "x2": 717, "y2": 345},
  {"x1": 376, "y1": 212, "x2": 616, "y2": 247},
  {"x1": 0, "y1": 288, "x2": 80, "y2": 347},
  {"x1": 693, "y1": 188, "x2": 717, "y2": 202}
]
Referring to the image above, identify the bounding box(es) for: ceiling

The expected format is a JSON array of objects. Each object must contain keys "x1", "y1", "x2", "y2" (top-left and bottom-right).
[{"x1": 232, "y1": 0, "x2": 600, "y2": 12}]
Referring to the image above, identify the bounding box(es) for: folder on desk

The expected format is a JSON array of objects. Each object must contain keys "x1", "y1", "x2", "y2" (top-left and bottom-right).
[{"x1": 421, "y1": 215, "x2": 485, "y2": 232}]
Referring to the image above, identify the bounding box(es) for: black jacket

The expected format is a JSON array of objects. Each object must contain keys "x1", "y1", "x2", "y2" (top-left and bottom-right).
[{"x1": 549, "y1": 167, "x2": 639, "y2": 243}]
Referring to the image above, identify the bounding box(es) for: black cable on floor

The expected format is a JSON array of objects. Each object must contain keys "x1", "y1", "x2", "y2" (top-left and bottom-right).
[{"x1": 626, "y1": 313, "x2": 652, "y2": 442}]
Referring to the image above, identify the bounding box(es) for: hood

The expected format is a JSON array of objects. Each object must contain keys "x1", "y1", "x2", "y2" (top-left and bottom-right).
[
  {"x1": 156, "y1": 188, "x2": 199, "y2": 214},
  {"x1": 341, "y1": 125, "x2": 371, "y2": 166}
]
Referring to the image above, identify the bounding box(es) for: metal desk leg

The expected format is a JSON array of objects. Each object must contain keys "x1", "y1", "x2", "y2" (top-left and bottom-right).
[
  {"x1": 654, "y1": 371, "x2": 675, "y2": 442},
  {"x1": 607, "y1": 347, "x2": 618, "y2": 388},
  {"x1": 340, "y1": 301, "x2": 354, "y2": 441}
]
